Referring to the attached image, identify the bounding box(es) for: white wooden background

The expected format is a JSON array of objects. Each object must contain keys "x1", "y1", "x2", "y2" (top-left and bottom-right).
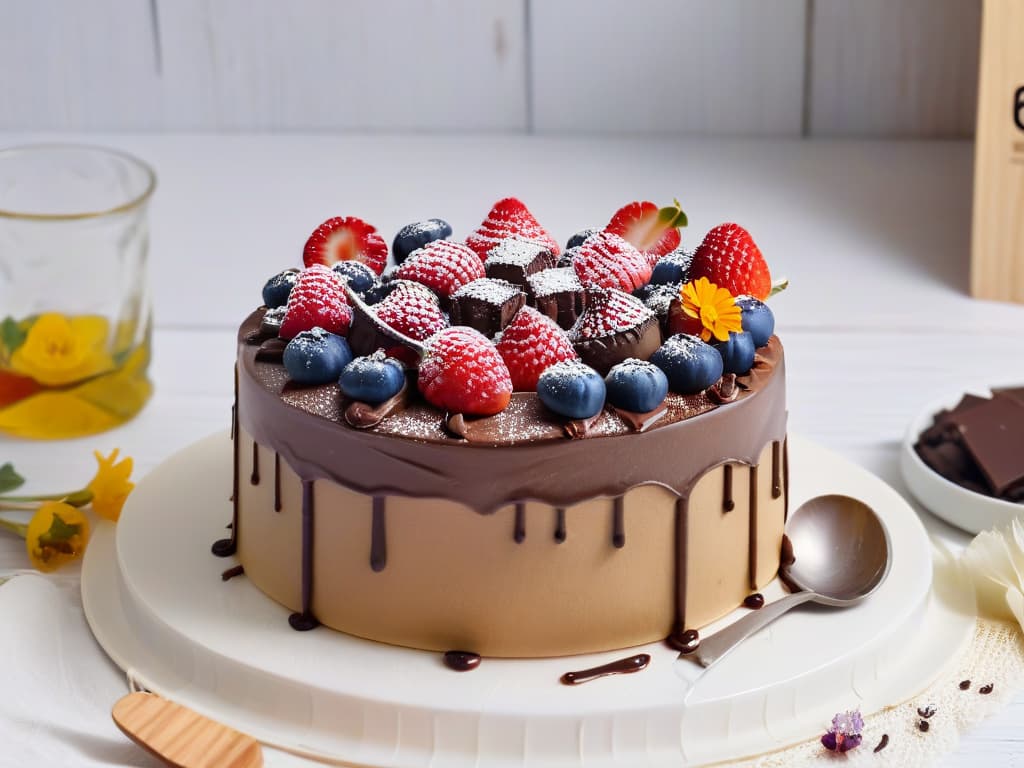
[{"x1": 0, "y1": 0, "x2": 981, "y2": 137}]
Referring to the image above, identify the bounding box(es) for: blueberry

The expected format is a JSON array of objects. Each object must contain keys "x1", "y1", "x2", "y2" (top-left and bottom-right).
[
  {"x1": 392, "y1": 219, "x2": 452, "y2": 264},
  {"x1": 557, "y1": 245, "x2": 583, "y2": 268},
  {"x1": 650, "y1": 248, "x2": 693, "y2": 286},
  {"x1": 536, "y1": 360, "x2": 606, "y2": 420},
  {"x1": 339, "y1": 351, "x2": 406, "y2": 404},
  {"x1": 332, "y1": 261, "x2": 377, "y2": 296},
  {"x1": 566, "y1": 228, "x2": 601, "y2": 250},
  {"x1": 640, "y1": 283, "x2": 681, "y2": 319},
  {"x1": 283, "y1": 328, "x2": 353, "y2": 385},
  {"x1": 735, "y1": 295, "x2": 775, "y2": 348},
  {"x1": 713, "y1": 331, "x2": 756, "y2": 376},
  {"x1": 605, "y1": 360, "x2": 669, "y2": 413},
  {"x1": 650, "y1": 334, "x2": 723, "y2": 395},
  {"x1": 262, "y1": 268, "x2": 299, "y2": 308}
]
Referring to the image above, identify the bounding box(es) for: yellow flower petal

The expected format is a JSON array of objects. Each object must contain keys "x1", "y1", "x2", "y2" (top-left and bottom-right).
[
  {"x1": 87, "y1": 449, "x2": 135, "y2": 522},
  {"x1": 680, "y1": 277, "x2": 741, "y2": 344},
  {"x1": 25, "y1": 501, "x2": 89, "y2": 572},
  {"x1": 10, "y1": 313, "x2": 114, "y2": 386},
  {"x1": 0, "y1": 390, "x2": 121, "y2": 439}
]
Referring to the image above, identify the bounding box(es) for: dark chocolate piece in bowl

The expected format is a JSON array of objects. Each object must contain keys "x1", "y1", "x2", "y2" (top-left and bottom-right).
[
  {"x1": 526, "y1": 267, "x2": 586, "y2": 330},
  {"x1": 449, "y1": 278, "x2": 525, "y2": 338},
  {"x1": 484, "y1": 237, "x2": 557, "y2": 287},
  {"x1": 953, "y1": 394, "x2": 1024, "y2": 497}
]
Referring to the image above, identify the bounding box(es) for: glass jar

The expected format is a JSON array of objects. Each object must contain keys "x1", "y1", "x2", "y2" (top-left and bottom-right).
[{"x1": 0, "y1": 145, "x2": 156, "y2": 439}]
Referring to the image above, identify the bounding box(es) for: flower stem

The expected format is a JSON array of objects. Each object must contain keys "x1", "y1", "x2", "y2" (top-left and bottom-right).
[
  {"x1": 0, "y1": 488, "x2": 92, "y2": 508},
  {"x1": 0, "y1": 517, "x2": 28, "y2": 538}
]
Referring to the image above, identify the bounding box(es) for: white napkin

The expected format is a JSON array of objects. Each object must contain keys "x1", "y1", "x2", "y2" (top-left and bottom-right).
[
  {"x1": 0, "y1": 573, "x2": 162, "y2": 768},
  {"x1": 962, "y1": 518, "x2": 1024, "y2": 628}
]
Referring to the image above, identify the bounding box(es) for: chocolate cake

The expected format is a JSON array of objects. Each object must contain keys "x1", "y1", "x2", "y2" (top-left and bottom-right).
[{"x1": 218, "y1": 199, "x2": 788, "y2": 658}]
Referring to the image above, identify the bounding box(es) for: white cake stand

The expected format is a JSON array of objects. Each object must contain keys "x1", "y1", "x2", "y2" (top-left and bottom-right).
[{"x1": 82, "y1": 434, "x2": 974, "y2": 767}]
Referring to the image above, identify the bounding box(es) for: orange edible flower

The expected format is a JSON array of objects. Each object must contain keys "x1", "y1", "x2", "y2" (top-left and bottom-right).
[
  {"x1": 25, "y1": 501, "x2": 89, "y2": 572},
  {"x1": 680, "y1": 277, "x2": 743, "y2": 343}
]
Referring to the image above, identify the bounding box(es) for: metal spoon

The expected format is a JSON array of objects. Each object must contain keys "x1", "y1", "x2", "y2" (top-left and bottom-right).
[{"x1": 682, "y1": 493, "x2": 891, "y2": 669}]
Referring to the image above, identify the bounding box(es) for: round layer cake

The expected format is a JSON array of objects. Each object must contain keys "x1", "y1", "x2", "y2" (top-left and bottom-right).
[{"x1": 218, "y1": 201, "x2": 788, "y2": 658}]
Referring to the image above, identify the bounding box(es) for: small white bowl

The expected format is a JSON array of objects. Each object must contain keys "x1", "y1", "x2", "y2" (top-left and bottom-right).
[{"x1": 901, "y1": 386, "x2": 1024, "y2": 534}]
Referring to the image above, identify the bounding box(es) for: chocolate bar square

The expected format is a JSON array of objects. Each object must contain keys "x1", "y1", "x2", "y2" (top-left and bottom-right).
[
  {"x1": 953, "y1": 394, "x2": 1024, "y2": 496},
  {"x1": 526, "y1": 267, "x2": 586, "y2": 330},
  {"x1": 485, "y1": 237, "x2": 557, "y2": 287},
  {"x1": 449, "y1": 278, "x2": 526, "y2": 338}
]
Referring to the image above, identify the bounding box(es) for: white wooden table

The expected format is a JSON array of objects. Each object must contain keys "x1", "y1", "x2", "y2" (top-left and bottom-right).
[{"x1": 1, "y1": 134, "x2": 1022, "y2": 766}]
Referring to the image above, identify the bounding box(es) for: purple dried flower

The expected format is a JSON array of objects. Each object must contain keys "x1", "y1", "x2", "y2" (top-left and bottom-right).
[{"x1": 821, "y1": 709, "x2": 865, "y2": 752}]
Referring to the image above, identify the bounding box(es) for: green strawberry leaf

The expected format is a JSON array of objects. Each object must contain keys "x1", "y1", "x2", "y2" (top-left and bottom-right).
[
  {"x1": 0, "y1": 316, "x2": 27, "y2": 354},
  {"x1": 657, "y1": 199, "x2": 688, "y2": 229},
  {"x1": 0, "y1": 463, "x2": 25, "y2": 494},
  {"x1": 768, "y1": 277, "x2": 790, "y2": 298}
]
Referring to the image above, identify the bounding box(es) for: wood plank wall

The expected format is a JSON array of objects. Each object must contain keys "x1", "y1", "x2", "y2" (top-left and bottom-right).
[{"x1": 0, "y1": 0, "x2": 981, "y2": 137}]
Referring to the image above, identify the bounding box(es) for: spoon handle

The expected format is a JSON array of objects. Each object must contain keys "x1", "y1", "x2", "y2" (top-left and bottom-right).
[{"x1": 683, "y1": 591, "x2": 817, "y2": 668}]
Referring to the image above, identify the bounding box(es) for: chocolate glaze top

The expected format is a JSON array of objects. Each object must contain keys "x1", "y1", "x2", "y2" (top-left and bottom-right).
[{"x1": 237, "y1": 309, "x2": 787, "y2": 513}]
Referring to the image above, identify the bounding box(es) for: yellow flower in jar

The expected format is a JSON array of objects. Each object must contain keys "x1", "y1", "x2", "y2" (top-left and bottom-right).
[
  {"x1": 25, "y1": 501, "x2": 90, "y2": 572},
  {"x1": 87, "y1": 449, "x2": 134, "y2": 522},
  {"x1": 10, "y1": 313, "x2": 114, "y2": 387}
]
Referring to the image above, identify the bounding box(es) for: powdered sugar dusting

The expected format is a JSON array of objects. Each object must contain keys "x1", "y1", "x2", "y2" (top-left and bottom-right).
[
  {"x1": 527, "y1": 267, "x2": 583, "y2": 298},
  {"x1": 453, "y1": 277, "x2": 522, "y2": 306},
  {"x1": 570, "y1": 288, "x2": 654, "y2": 340},
  {"x1": 486, "y1": 236, "x2": 552, "y2": 267}
]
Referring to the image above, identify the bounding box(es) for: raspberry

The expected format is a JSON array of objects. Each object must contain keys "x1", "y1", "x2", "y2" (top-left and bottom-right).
[
  {"x1": 572, "y1": 231, "x2": 652, "y2": 293},
  {"x1": 394, "y1": 240, "x2": 485, "y2": 299},
  {"x1": 418, "y1": 327, "x2": 513, "y2": 416},
  {"x1": 278, "y1": 264, "x2": 352, "y2": 339},
  {"x1": 465, "y1": 197, "x2": 560, "y2": 262},
  {"x1": 570, "y1": 287, "x2": 654, "y2": 341},
  {"x1": 374, "y1": 281, "x2": 448, "y2": 342},
  {"x1": 495, "y1": 307, "x2": 578, "y2": 391}
]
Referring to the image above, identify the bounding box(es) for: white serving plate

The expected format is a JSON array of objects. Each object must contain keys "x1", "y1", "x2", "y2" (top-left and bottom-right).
[
  {"x1": 902, "y1": 386, "x2": 1024, "y2": 535},
  {"x1": 82, "y1": 433, "x2": 973, "y2": 767}
]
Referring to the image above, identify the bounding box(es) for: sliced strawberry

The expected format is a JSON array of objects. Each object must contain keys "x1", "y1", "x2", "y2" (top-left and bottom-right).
[
  {"x1": 572, "y1": 231, "x2": 652, "y2": 293},
  {"x1": 303, "y1": 216, "x2": 388, "y2": 275},
  {"x1": 689, "y1": 223, "x2": 771, "y2": 300},
  {"x1": 279, "y1": 265, "x2": 352, "y2": 339},
  {"x1": 394, "y1": 240, "x2": 485, "y2": 299},
  {"x1": 605, "y1": 199, "x2": 687, "y2": 262},
  {"x1": 418, "y1": 326, "x2": 513, "y2": 416},
  {"x1": 465, "y1": 197, "x2": 560, "y2": 262},
  {"x1": 495, "y1": 306, "x2": 578, "y2": 391}
]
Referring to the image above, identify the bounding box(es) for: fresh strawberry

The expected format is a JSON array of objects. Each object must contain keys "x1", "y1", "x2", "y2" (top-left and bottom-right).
[
  {"x1": 495, "y1": 306, "x2": 578, "y2": 391},
  {"x1": 572, "y1": 231, "x2": 652, "y2": 293},
  {"x1": 465, "y1": 197, "x2": 560, "y2": 262},
  {"x1": 570, "y1": 287, "x2": 654, "y2": 342},
  {"x1": 303, "y1": 216, "x2": 389, "y2": 275},
  {"x1": 374, "y1": 280, "x2": 448, "y2": 342},
  {"x1": 279, "y1": 265, "x2": 352, "y2": 339},
  {"x1": 689, "y1": 223, "x2": 771, "y2": 300},
  {"x1": 418, "y1": 326, "x2": 513, "y2": 416},
  {"x1": 394, "y1": 240, "x2": 485, "y2": 300},
  {"x1": 605, "y1": 199, "x2": 687, "y2": 262}
]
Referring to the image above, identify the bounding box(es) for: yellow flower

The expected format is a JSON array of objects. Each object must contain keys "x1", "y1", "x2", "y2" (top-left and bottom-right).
[
  {"x1": 25, "y1": 501, "x2": 89, "y2": 572},
  {"x1": 87, "y1": 449, "x2": 134, "y2": 522},
  {"x1": 680, "y1": 277, "x2": 743, "y2": 343},
  {"x1": 10, "y1": 313, "x2": 114, "y2": 387}
]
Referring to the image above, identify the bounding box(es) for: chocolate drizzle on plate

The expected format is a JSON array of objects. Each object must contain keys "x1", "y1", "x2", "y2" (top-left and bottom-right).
[
  {"x1": 513, "y1": 502, "x2": 526, "y2": 543},
  {"x1": 612, "y1": 497, "x2": 625, "y2": 548},
  {"x1": 221, "y1": 564, "x2": 244, "y2": 581},
  {"x1": 560, "y1": 653, "x2": 650, "y2": 685},
  {"x1": 743, "y1": 592, "x2": 765, "y2": 609},
  {"x1": 288, "y1": 479, "x2": 319, "y2": 631},
  {"x1": 370, "y1": 497, "x2": 387, "y2": 572},
  {"x1": 668, "y1": 628, "x2": 700, "y2": 654},
  {"x1": 442, "y1": 650, "x2": 481, "y2": 672}
]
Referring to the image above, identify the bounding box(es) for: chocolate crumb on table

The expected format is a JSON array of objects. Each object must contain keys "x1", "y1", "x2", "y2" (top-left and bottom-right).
[
  {"x1": 959, "y1": 679, "x2": 971, "y2": 690},
  {"x1": 873, "y1": 733, "x2": 889, "y2": 753},
  {"x1": 918, "y1": 720, "x2": 930, "y2": 732},
  {"x1": 979, "y1": 683, "x2": 994, "y2": 694}
]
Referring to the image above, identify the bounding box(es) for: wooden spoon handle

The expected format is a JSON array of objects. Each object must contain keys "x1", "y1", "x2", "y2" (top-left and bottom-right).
[{"x1": 112, "y1": 692, "x2": 263, "y2": 768}]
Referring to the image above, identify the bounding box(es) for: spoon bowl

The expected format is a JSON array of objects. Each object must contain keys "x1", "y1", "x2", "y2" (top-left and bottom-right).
[{"x1": 680, "y1": 493, "x2": 892, "y2": 669}]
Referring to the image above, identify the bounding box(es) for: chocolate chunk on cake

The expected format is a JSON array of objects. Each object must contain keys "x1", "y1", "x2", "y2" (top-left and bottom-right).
[
  {"x1": 526, "y1": 267, "x2": 586, "y2": 330},
  {"x1": 449, "y1": 278, "x2": 526, "y2": 338},
  {"x1": 485, "y1": 237, "x2": 557, "y2": 287},
  {"x1": 569, "y1": 287, "x2": 662, "y2": 375}
]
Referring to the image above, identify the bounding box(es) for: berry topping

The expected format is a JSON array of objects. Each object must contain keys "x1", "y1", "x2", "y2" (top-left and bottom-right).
[
  {"x1": 736, "y1": 295, "x2": 775, "y2": 347},
  {"x1": 392, "y1": 218, "x2": 453, "y2": 264},
  {"x1": 262, "y1": 268, "x2": 299, "y2": 309},
  {"x1": 339, "y1": 350, "x2": 406, "y2": 404},
  {"x1": 374, "y1": 280, "x2": 448, "y2": 342},
  {"x1": 303, "y1": 216, "x2": 388, "y2": 275},
  {"x1": 465, "y1": 197, "x2": 560, "y2": 262},
  {"x1": 713, "y1": 331, "x2": 756, "y2": 376},
  {"x1": 566, "y1": 227, "x2": 601, "y2": 250},
  {"x1": 570, "y1": 287, "x2": 654, "y2": 341},
  {"x1": 332, "y1": 261, "x2": 378, "y2": 296},
  {"x1": 282, "y1": 328, "x2": 353, "y2": 385},
  {"x1": 689, "y1": 223, "x2": 771, "y2": 300},
  {"x1": 417, "y1": 326, "x2": 513, "y2": 416},
  {"x1": 279, "y1": 265, "x2": 352, "y2": 340},
  {"x1": 605, "y1": 199, "x2": 687, "y2": 260},
  {"x1": 638, "y1": 283, "x2": 680, "y2": 320},
  {"x1": 536, "y1": 360, "x2": 606, "y2": 420},
  {"x1": 650, "y1": 248, "x2": 693, "y2": 286},
  {"x1": 395, "y1": 240, "x2": 485, "y2": 300},
  {"x1": 495, "y1": 306, "x2": 578, "y2": 391},
  {"x1": 604, "y1": 359, "x2": 669, "y2": 413},
  {"x1": 650, "y1": 334, "x2": 724, "y2": 395},
  {"x1": 572, "y1": 231, "x2": 652, "y2": 293},
  {"x1": 556, "y1": 245, "x2": 583, "y2": 268}
]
